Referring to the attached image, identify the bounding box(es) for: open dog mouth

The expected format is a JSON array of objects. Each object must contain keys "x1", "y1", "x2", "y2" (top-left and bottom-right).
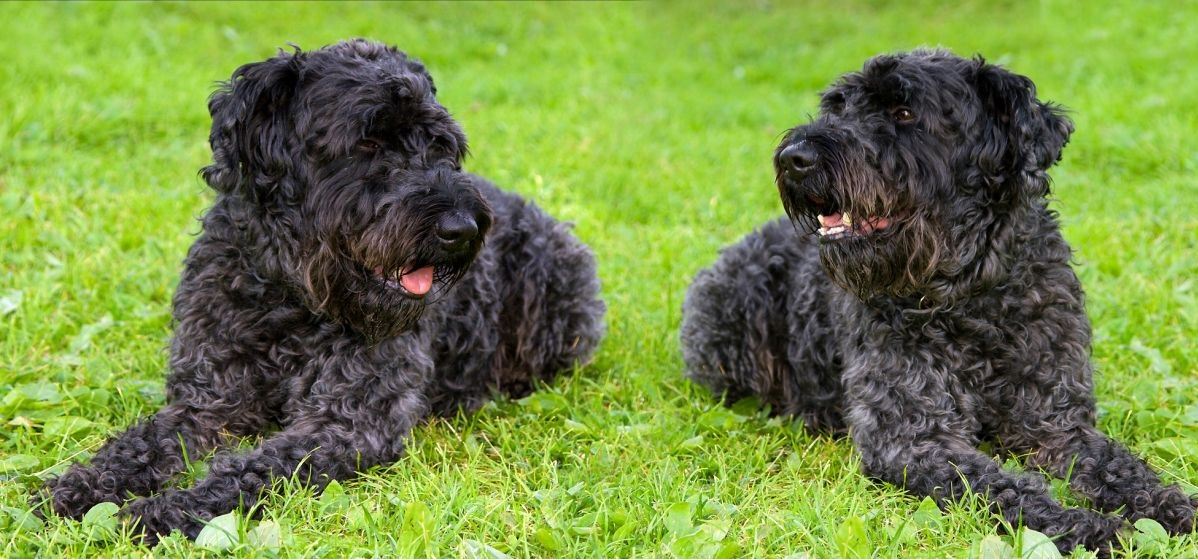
[
  {"x1": 817, "y1": 211, "x2": 892, "y2": 239},
  {"x1": 371, "y1": 265, "x2": 436, "y2": 298},
  {"x1": 803, "y1": 194, "x2": 894, "y2": 240}
]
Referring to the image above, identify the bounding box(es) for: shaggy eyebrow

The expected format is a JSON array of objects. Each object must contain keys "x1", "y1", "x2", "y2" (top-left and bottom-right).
[{"x1": 866, "y1": 76, "x2": 913, "y2": 107}]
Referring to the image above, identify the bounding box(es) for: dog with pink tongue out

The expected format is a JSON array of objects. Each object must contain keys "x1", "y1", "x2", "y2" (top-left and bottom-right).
[{"x1": 38, "y1": 40, "x2": 606, "y2": 544}]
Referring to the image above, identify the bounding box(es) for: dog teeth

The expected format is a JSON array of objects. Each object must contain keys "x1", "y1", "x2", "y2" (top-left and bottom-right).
[
  {"x1": 841, "y1": 212, "x2": 853, "y2": 226},
  {"x1": 818, "y1": 225, "x2": 848, "y2": 237}
]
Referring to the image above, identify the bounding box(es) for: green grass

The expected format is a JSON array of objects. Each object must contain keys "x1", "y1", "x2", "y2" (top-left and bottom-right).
[{"x1": 2, "y1": 0, "x2": 1197, "y2": 557}]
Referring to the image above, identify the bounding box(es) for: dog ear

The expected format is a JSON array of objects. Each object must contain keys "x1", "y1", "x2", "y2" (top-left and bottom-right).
[
  {"x1": 969, "y1": 58, "x2": 1074, "y2": 201},
  {"x1": 201, "y1": 48, "x2": 304, "y2": 199}
]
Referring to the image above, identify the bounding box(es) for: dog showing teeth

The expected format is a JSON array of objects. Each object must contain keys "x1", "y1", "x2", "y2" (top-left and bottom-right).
[
  {"x1": 683, "y1": 49, "x2": 1196, "y2": 555},
  {"x1": 817, "y1": 213, "x2": 851, "y2": 238}
]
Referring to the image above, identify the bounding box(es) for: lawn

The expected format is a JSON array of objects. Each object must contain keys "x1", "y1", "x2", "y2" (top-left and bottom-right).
[{"x1": 1, "y1": 1, "x2": 1197, "y2": 557}]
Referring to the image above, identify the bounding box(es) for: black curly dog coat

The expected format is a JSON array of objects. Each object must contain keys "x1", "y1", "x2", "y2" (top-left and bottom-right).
[
  {"x1": 38, "y1": 40, "x2": 604, "y2": 542},
  {"x1": 680, "y1": 50, "x2": 1195, "y2": 554}
]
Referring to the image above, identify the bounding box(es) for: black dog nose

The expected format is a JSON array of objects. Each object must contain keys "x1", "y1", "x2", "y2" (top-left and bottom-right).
[
  {"x1": 780, "y1": 142, "x2": 819, "y2": 174},
  {"x1": 435, "y1": 212, "x2": 479, "y2": 249}
]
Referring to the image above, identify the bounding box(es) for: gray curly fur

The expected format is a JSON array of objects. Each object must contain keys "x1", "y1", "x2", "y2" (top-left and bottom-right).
[
  {"x1": 36, "y1": 39, "x2": 604, "y2": 543},
  {"x1": 680, "y1": 49, "x2": 1195, "y2": 555}
]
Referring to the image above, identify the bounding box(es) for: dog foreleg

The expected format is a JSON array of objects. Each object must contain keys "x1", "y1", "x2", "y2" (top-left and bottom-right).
[
  {"x1": 119, "y1": 372, "x2": 428, "y2": 545},
  {"x1": 1028, "y1": 424, "x2": 1197, "y2": 534},
  {"x1": 855, "y1": 433, "x2": 1125, "y2": 555},
  {"x1": 38, "y1": 402, "x2": 231, "y2": 519},
  {"x1": 844, "y1": 356, "x2": 1125, "y2": 555}
]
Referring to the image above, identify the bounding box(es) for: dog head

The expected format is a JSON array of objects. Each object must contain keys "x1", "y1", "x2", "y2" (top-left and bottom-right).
[
  {"x1": 774, "y1": 49, "x2": 1073, "y2": 303},
  {"x1": 202, "y1": 39, "x2": 493, "y2": 340}
]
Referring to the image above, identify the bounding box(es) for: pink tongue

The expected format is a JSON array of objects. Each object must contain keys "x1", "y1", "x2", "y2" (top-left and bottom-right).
[
  {"x1": 819, "y1": 213, "x2": 844, "y2": 228},
  {"x1": 400, "y1": 266, "x2": 435, "y2": 295}
]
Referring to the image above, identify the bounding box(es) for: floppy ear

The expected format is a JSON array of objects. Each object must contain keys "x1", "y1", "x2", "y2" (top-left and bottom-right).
[
  {"x1": 968, "y1": 57, "x2": 1074, "y2": 202},
  {"x1": 201, "y1": 49, "x2": 304, "y2": 200}
]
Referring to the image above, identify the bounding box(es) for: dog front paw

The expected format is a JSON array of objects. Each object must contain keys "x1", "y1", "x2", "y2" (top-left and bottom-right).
[
  {"x1": 121, "y1": 493, "x2": 206, "y2": 546},
  {"x1": 36, "y1": 467, "x2": 122, "y2": 520},
  {"x1": 1045, "y1": 508, "x2": 1127, "y2": 557},
  {"x1": 1150, "y1": 487, "x2": 1196, "y2": 535},
  {"x1": 1090, "y1": 516, "x2": 1133, "y2": 558},
  {"x1": 1121, "y1": 486, "x2": 1196, "y2": 535}
]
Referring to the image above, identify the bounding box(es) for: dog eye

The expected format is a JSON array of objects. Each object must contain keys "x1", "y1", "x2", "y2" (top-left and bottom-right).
[
  {"x1": 357, "y1": 139, "x2": 383, "y2": 154},
  {"x1": 891, "y1": 107, "x2": 917, "y2": 124}
]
